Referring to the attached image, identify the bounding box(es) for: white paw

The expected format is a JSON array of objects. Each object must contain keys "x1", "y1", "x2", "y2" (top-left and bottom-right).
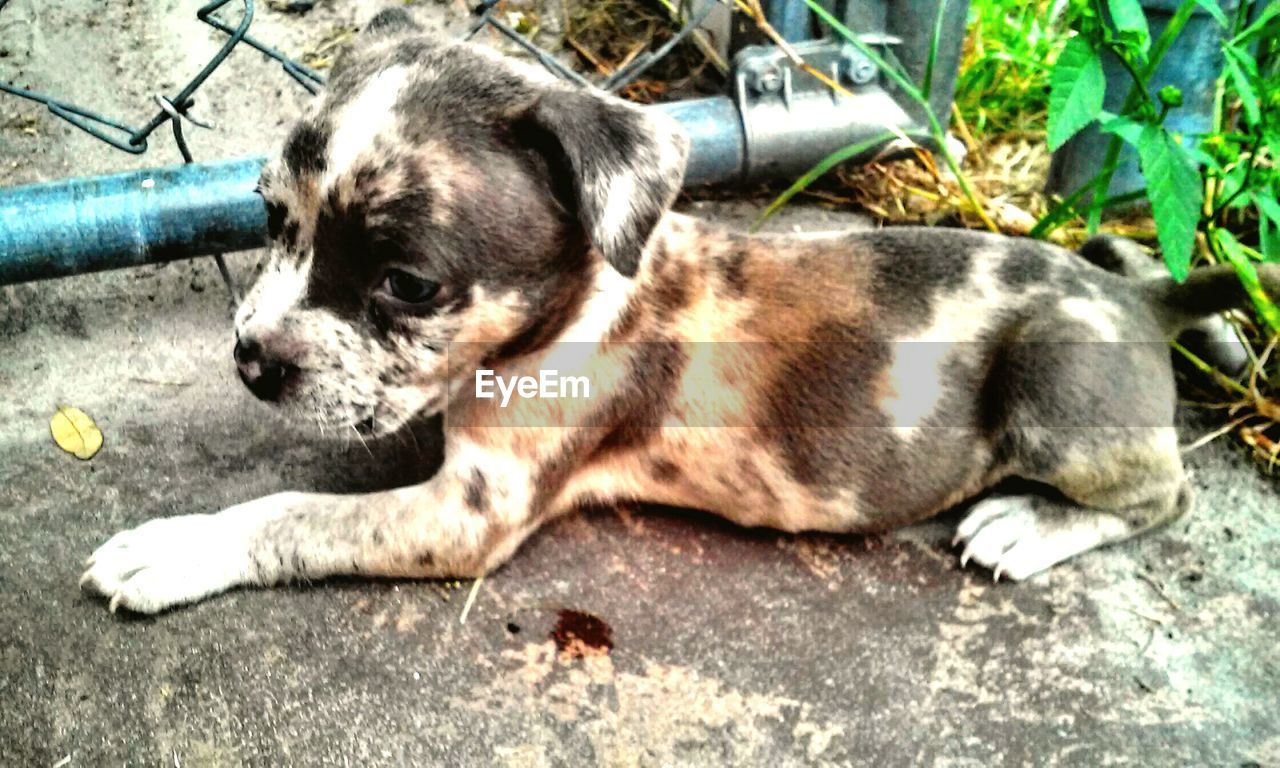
[
  {"x1": 80, "y1": 512, "x2": 257, "y2": 614},
  {"x1": 952, "y1": 495, "x2": 1128, "y2": 581}
]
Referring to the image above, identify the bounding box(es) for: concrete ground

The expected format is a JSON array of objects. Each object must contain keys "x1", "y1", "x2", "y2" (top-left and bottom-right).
[{"x1": 2, "y1": 1, "x2": 1278, "y2": 765}]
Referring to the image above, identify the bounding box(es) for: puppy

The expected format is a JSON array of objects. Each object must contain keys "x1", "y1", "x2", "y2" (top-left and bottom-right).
[{"x1": 80, "y1": 10, "x2": 1277, "y2": 613}]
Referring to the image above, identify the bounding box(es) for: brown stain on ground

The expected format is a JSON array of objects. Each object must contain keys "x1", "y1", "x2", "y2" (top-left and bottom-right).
[{"x1": 551, "y1": 609, "x2": 614, "y2": 659}]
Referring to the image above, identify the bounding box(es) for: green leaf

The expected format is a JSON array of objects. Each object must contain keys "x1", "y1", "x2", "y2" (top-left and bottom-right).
[
  {"x1": 1048, "y1": 36, "x2": 1106, "y2": 150},
  {"x1": 1254, "y1": 192, "x2": 1280, "y2": 262},
  {"x1": 1109, "y1": 0, "x2": 1151, "y2": 52},
  {"x1": 1217, "y1": 229, "x2": 1280, "y2": 332},
  {"x1": 1137, "y1": 125, "x2": 1202, "y2": 281},
  {"x1": 1185, "y1": 146, "x2": 1223, "y2": 172},
  {"x1": 1147, "y1": 0, "x2": 1201, "y2": 76},
  {"x1": 921, "y1": 0, "x2": 950, "y2": 98},
  {"x1": 1232, "y1": 1, "x2": 1280, "y2": 44},
  {"x1": 1261, "y1": 216, "x2": 1279, "y2": 264},
  {"x1": 1253, "y1": 191, "x2": 1280, "y2": 228},
  {"x1": 1222, "y1": 45, "x2": 1261, "y2": 126},
  {"x1": 1098, "y1": 112, "x2": 1149, "y2": 147},
  {"x1": 1191, "y1": 0, "x2": 1229, "y2": 27}
]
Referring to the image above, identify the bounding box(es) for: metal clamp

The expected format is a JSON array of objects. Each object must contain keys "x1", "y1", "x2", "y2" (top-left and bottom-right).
[{"x1": 731, "y1": 37, "x2": 917, "y2": 180}]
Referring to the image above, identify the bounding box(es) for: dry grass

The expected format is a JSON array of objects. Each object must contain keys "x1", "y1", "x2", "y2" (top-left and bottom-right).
[
  {"x1": 563, "y1": 0, "x2": 720, "y2": 101},
  {"x1": 819, "y1": 137, "x2": 1158, "y2": 242},
  {"x1": 299, "y1": 25, "x2": 357, "y2": 70}
]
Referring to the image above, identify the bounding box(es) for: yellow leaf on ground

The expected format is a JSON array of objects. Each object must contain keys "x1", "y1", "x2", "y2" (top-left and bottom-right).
[{"x1": 50, "y1": 405, "x2": 103, "y2": 460}]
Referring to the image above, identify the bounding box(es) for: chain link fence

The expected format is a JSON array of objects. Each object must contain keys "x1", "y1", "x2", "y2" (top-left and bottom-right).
[{"x1": 0, "y1": 0, "x2": 714, "y2": 156}]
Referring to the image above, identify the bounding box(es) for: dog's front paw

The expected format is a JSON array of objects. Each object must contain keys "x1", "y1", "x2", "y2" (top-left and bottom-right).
[{"x1": 80, "y1": 512, "x2": 257, "y2": 614}]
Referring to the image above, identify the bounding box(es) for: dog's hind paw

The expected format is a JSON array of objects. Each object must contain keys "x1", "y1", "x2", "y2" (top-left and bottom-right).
[
  {"x1": 80, "y1": 512, "x2": 257, "y2": 614},
  {"x1": 953, "y1": 495, "x2": 1129, "y2": 581}
]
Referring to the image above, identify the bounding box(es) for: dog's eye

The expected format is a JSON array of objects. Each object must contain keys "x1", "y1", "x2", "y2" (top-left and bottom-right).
[{"x1": 382, "y1": 269, "x2": 441, "y2": 304}]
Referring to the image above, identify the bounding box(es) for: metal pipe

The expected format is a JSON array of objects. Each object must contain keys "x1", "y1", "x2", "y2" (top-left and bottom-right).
[
  {"x1": 0, "y1": 57, "x2": 959, "y2": 286},
  {"x1": 0, "y1": 157, "x2": 268, "y2": 284},
  {"x1": 654, "y1": 97, "x2": 745, "y2": 186},
  {"x1": 0, "y1": 99, "x2": 747, "y2": 286}
]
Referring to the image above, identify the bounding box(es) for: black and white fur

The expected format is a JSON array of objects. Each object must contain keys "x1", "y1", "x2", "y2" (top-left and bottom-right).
[{"x1": 80, "y1": 10, "x2": 1276, "y2": 614}]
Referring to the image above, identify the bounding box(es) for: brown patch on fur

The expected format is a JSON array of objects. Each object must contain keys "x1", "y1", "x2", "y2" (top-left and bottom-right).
[
  {"x1": 527, "y1": 340, "x2": 690, "y2": 517},
  {"x1": 648, "y1": 458, "x2": 682, "y2": 482},
  {"x1": 647, "y1": 236, "x2": 670, "y2": 273},
  {"x1": 625, "y1": 223, "x2": 716, "y2": 329},
  {"x1": 595, "y1": 422, "x2": 651, "y2": 457},
  {"x1": 463, "y1": 467, "x2": 489, "y2": 514},
  {"x1": 738, "y1": 241, "x2": 875, "y2": 341},
  {"x1": 408, "y1": 139, "x2": 483, "y2": 227},
  {"x1": 589, "y1": 341, "x2": 688, "y2": 454},
  {"x1": 755, "y1": 322, "x2": 893, "y2": 486},
  {"x1": 446, "y1": 288, "x2": 536, "y2": 367},
  {"x1": 648, "y1": 261, "x2": 693, "y2": 323},
  {"x1": 717, "y1": 247, "x2": 749, "y2": 296},
  {"x1": 736, "y1": 455, "x2": 780, "y2": 504}
]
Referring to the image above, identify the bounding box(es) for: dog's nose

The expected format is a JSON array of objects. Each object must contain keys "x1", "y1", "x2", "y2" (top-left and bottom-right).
[
  {"x1": 233, "y1": 336, "x2": 260, "y2": 366},
  {"x1": 234, "y1": 336, "x2": 289, "y2": 402}
]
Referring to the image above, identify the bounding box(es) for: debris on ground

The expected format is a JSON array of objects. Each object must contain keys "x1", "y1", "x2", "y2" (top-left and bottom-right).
[
  {"x1": 551, "y1": 609, "x2": 614, "y2": 659},
  {"x1": 49, "y1": 405, "x2": 103, "y2": 460}
]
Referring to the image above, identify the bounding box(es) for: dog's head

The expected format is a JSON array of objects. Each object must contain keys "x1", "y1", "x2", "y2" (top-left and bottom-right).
[{"x1": 234, "y1": 9, "x2": 689, "y2": 436}]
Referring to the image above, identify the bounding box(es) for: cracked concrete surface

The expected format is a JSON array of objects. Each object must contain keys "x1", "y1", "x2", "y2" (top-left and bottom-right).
[{"x1": 2, "y1": 1, "x2": 1278, "y2": 765}]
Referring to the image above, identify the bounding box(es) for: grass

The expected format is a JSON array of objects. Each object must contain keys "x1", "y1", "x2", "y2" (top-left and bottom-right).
[{"x1": 954, "y1": 0, "x2": 1084, "y2": 139}]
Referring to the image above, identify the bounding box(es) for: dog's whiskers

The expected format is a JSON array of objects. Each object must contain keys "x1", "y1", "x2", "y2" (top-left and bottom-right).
[{"x1": 350, "y1": 423, "x2": 374, "y2": 458}]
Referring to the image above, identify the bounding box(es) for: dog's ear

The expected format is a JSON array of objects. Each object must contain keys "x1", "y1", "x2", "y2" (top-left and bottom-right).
[
  {"x1": 331, "y1": 10, "x2": 426, "y2": 80},
  {"x1": 362, "y1": 8, "x2": 422, "y2": 37},
  {"x1": 525, "y1": 89, "x2": 689, "y2": 277}
]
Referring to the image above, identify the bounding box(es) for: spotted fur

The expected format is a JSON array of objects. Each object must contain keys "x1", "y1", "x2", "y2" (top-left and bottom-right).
[{"x1": 81, "y1": 16, "x2": 1280, "y2": 613}]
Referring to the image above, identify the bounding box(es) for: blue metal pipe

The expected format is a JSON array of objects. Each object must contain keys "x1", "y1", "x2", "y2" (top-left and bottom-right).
[
  {"x1": 0, "y1": 99, "x2": 745, "y2": 286},
  {"x1": 655, "y1": 96, "x2": 745, "y2": 187},
  {"x1": 0, "y1": 156, "x2": 268, "y2": 284}
]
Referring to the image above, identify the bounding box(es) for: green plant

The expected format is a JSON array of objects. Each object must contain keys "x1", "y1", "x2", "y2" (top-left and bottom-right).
[
  {"x1": 953, "y1": 0, "x2": 1083, "y2": 137},
  {"x1": 754, "y1": 0, "x2": 998, "y2": 232},
  {"x1": 1205, "y1": 1, "x2": 1280, "y2": 328},
  {"x1": 1037, "y1": 0, "x2": 1280, "y2": 328}
]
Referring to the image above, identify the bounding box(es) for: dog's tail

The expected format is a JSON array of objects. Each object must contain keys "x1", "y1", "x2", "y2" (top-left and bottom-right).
[
  {"x1": 1080, "y1": 234, "x2": 1279, "y2": 335},
  {"x1": 1141, "y1": 263, "x2": 1280, "y2": 333}
]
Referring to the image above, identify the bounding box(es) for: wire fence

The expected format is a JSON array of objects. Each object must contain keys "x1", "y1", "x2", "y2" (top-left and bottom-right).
[
  {"x1": 0, "y1": 0, "x2": 714, "y2": 156},
  {"x1": 0, "y1": 0, "x2": 717, "y2": 299}
]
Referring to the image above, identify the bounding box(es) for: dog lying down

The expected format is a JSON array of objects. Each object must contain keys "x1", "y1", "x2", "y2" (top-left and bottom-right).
[{"x1": 81, "y1": 10, "x2": 1278, "y2": 613}]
